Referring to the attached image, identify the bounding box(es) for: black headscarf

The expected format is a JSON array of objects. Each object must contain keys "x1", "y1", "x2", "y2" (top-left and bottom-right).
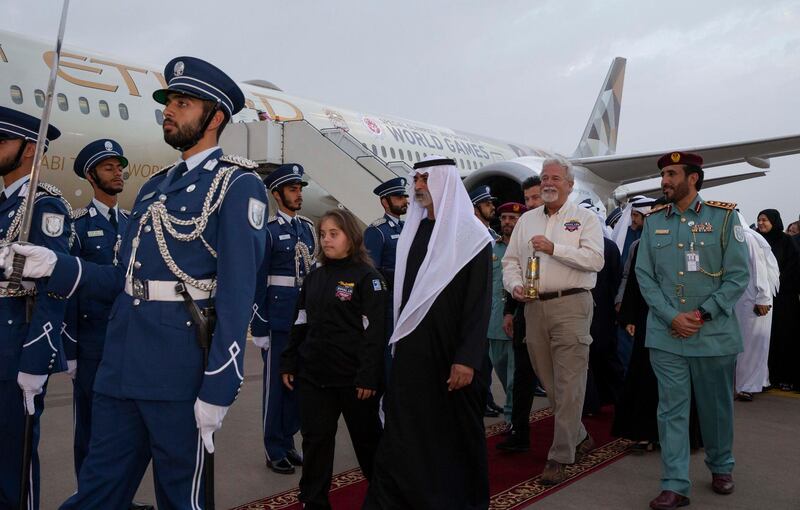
[{"x1": 758, "y1": 208, "x2": 784, "y2": 247}]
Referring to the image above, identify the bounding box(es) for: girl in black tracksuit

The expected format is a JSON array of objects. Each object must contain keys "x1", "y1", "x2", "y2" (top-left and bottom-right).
[{"x1": 280, "y1": 209, "x2": 386, "y2": 510}]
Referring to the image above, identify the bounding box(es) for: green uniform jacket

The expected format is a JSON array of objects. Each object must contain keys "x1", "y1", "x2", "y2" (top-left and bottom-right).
[{"x1": 635, "y1": 195, "x2": 749, "y2": 357}]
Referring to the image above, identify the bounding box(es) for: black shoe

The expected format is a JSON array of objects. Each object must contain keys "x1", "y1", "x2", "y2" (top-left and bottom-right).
[
  {"x1": 488, "y1": 401, "x2": 504, "y2": 414},
  {"x1": 496, "y1": 430, "x2": 530, "y2": 452},
  {"x1": 484, "y1": 404, "x2": 499, "y2": 417},
  {"x1": 286, "y1": 448, "x2": 304, "y2": 466},
  {"x1": 130, "y1": 503, "x2": 155, "y2": 510},
  {"x1": 533, "y1": 385, "x2": 547, "y2": 397},
  {"x1": 267, "y1": 457, "x2": 296, "y2": 474}
]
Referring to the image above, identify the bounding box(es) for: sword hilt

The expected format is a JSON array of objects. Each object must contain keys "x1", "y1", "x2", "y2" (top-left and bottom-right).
[{"x1": 6, "y1": 252, "x2": 26, "y2": 292}]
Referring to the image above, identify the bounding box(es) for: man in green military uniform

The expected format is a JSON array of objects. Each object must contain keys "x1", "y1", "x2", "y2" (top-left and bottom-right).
[{"x1": 635, "y1": 151, "x2": 749, "y2": 510}]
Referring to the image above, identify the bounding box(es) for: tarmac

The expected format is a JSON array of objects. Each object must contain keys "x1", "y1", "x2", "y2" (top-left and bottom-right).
[{"x1": 38, "y1": 344, "x2": 800, "y2": 509}]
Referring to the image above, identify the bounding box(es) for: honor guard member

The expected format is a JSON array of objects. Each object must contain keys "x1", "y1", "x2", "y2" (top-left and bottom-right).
[
  {"x1": 64, "y1": 139, "x2": 130, "y2": 477},
  {"x1": 363, "y1": 177, "x2": 408, "y2": 290},
  {"x1": 635, "y1": 152, "x2": 749, "y2": 510},
  {"x1": 252, "y1": 164, "x2": 316, "y2": 474},
  {"x1": 0, "y1": 106, "x2": 69, "y2": 510},
  {"x1": 0, "y1": 57, "x2": 268, "y2": 509}
]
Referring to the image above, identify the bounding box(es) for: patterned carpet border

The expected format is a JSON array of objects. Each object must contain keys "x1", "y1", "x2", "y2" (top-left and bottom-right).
[{"x1": 488, "y1": 437, "x2": 634, "y2": 510}]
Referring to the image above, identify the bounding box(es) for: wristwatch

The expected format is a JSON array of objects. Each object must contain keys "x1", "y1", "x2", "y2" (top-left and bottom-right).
[{"x1": 697, "y1": 306, "x2": 712, "y2": 322}]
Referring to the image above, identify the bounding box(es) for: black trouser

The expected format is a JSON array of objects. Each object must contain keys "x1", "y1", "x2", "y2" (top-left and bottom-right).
[
  {"x1": 298, "y1": 381, "x2": 382, "y2": 509},
  {"x1": 510, "y1": 339, "x2": 537, "y2": 433}
]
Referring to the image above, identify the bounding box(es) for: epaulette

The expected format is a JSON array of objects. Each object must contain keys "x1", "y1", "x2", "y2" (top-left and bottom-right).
[
  {"x1": 120, "y1": 208, "x2": 130, "y2": 216},
  {"x1": 370, "y1": 217, "x2": 387, "y2": 227},
  {"x1": 705, "y1": 200, "x2": 736, "y2": 211},
  {"x1": 148, "y1": 164, "x2": 174, "y2": 180},
  {"x1": 36, "y1": 182, "x2": 63, "y2": 197},
  {"x1": 72, "y1": 207, "x2": 88, "y2": 220},
  {"x1": 297, "y1": 214, "x2": 315, "y2": 225},
  {"x1": 219, "y1": 154, "x2": 258, "y2": 170},
  {"x1": 645, "y1": 204, "x2": 669, "y2": 217},
  {"x1": 267, "y1": 215, "x2": 278, "y2": 223}
]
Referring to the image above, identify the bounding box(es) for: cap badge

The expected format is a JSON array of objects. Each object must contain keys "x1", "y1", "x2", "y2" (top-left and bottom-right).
[
  {"x1": 104, "y1": 141, "x2": 113, "y2": 151},
  {"x1": 671, "y1": 152, "x2": 681, "y2": 163},
  {"x1": 174, "y1": 61, "x2": 185, "y2": 77},
  {"x1": 292, "y1": 166, "x2": 300, "y2": 175}
]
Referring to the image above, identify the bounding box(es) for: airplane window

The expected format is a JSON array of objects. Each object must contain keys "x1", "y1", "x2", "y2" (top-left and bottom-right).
[
  {"x1": 423, "y1": 153, "x2": 427, "y2": 158},
  {"x1": 407, "y1": 150, "x2": 412, "y2": 161},
  {"x1": 79, "y1": 97, "x2": 90, "y2": 114},
  {"x1": 415, "y1": 151, "x2": 420, "y2": 161},
  {"x1": 57, "y1": 93, "x2": 68, "y2": 111},
  {"x1": 390, "y1": 147, "x2": 396, "y2": 159},
  {"x1": 398, "y1": 150, "x2": 404, "y2": 161},
  {"x1": 155, "y1": 109, "x2": 164, "y2": 125},
  {"x1": 10, "y1": 85, "x2": 23, "y2": 104},
  {"x1": 381, "y1": 146, "x2": 387, "y2": 158},
  {"x1": 99, "y1": 100, "x2": 110, "y2": 118},
  {"x1": 459, "y1": 158, "x2": 464, "y2": 168},
  {"x1": 34, "y1": 89, "x2": 45, "y2": 108},
  {"x1": 119, "y1": 103, "x2": 129, "y2": 120},
  {"x1": 371, "y1": 144, "x2": 377, "y2": 155}
]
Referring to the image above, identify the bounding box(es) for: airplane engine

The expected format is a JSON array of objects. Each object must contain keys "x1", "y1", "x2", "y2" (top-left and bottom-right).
[{"x1": 461, "y1": 156, "x2": 546, "y2": 205}]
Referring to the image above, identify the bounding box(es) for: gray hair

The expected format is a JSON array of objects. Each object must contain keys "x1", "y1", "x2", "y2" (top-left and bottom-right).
[{"x1": 541, "y1": 155, "x2": 574, "y2": 183}]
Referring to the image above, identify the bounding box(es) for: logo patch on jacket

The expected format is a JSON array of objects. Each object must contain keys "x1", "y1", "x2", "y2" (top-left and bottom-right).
[
  {"x1": 335, "y1": 281, "x2": 355, "y2": 301},
  {"x1": 564, "y1": 219, "x2": 581, "y2": 232},
  {"x1": 42, "y1": 213, "x2": 65, "y2": 237}
]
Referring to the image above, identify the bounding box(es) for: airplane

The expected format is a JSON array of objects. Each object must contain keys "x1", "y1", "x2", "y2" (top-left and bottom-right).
[{"x1": 2, "y1": 29, "x2": 800, "y2": 224}]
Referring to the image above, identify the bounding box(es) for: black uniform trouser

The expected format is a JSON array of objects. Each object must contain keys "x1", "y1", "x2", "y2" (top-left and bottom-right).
[
  {"x1": 511, "y1": 338, "x2": 537, "y2": 433},
  {"x1": 298, "y1": 381, "x2": 382, "y2": 509}
]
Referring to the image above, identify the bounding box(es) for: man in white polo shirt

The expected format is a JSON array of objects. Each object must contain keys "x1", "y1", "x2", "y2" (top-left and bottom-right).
[{"x1": 502, "y1": 156, "x2": 604, "y2": 485}]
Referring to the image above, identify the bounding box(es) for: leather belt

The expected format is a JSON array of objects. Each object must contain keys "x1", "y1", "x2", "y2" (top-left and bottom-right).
[
  {"x1": 268, "y1": 275, "x2": 300, "y2": 288},
  {"x1": 124, "y1": 278, "x2": 215, "y2": 302},
  {"x1": 538, "y1": 288, "x2": 587, "y2": 301}
]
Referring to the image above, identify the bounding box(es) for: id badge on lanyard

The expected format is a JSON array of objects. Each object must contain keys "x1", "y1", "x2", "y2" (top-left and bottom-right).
[{"x1": 685, "y1": 242, "x2": 700, "y2": 272}]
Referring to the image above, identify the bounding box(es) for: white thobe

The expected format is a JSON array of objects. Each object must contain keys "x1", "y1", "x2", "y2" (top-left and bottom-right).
[{"x1": 734, "y1": 230, "x2": 776, "y2": 393}]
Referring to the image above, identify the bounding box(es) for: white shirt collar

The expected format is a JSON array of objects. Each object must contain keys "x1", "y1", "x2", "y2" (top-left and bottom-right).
[
  {"x1": 385, "y1": 213, "x2": 400, "y2": 224},
  {"x1": 183, "y1": 146, "x2": 220, "y2": 173},
  {"x1": 2, "y1": 175, "x2": 30, "y2": 199},
  {"x1": 91, "y1": 198, "x2": 118, "y2": 221},
  {"x1": 277, "y1": 209, "x2": 296, "y2": 223}
]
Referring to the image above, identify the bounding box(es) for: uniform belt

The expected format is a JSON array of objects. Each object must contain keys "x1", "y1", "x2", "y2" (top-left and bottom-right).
[
  {"x1": 124, "y1": 278, "x2": 215, "y2": 302},
  {"x1": 0, "y1": 280, "x2": 36, "y2": 297},
  {"x1": 538, "y1": 288, "x2": 587, "y2": 301},
  {"x1": 268, "y1": 275, "x2": 300, "y2": 288}
]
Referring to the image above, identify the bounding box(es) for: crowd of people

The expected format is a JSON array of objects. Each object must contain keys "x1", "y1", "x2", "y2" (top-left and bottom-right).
[{"x1": 0, "y1": 53, "x2": 798, "y2": 510}]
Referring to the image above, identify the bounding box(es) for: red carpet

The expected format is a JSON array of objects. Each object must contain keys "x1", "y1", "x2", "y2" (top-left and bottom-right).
[{"x1": 232, "y1": 406, "x2": 631, "y2": 509}]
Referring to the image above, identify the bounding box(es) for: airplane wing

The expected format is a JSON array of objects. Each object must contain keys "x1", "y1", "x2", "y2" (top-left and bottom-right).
[
  {"x1": 616, "y1": 169, "x2": 768, "y2": 199},
  {"x1": 572, "y1": 133, "x2": 800, "y2": 184}
]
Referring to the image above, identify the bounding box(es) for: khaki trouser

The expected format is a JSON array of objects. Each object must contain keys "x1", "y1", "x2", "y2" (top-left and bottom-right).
[{"x1": 524, "y1": 291, "x2": 593, "y2": 464}]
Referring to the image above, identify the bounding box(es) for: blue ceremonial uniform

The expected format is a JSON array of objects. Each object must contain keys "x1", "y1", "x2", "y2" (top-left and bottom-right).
[
  {"x1": 0, "y1": 106, "x2": 67, "y2": 510},
  {"x1": 44, "y1": 57, "x2": 268, "y2": 510},
  {"x1": 364, "y1": 215, "x2": 403, "y2": 289},
  {"x1": 63, "y1": 137, "x2": 131, "y2": 478},
  {"x1": 252, "y1": 164, "x2": 316, "y2": 463}
]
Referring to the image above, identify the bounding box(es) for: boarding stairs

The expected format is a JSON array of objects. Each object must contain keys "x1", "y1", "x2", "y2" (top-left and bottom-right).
[{"x1": 220, "y1": 119, "x2": 411, "y2": 223}]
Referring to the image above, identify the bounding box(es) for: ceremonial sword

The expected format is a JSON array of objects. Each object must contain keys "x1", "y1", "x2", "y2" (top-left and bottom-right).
[{"x1": 14, "y1": 2, "x2": 70, "y2": 509}]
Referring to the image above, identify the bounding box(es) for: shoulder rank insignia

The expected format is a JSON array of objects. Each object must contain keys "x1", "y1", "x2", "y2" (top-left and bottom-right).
[
  {"x1": 705, "y1": 200, "x2": 736, "y2": 210},
  {"x1": 219, "y1": 154, "x2": 258, "y2": 169},
  {"x1": 267, "y1": 215, "x2": 278, "y2": 223},
  {"x1": 371, "y1": 217, "x2": 387, "y2": 227},
  {"x1": 646, "y1": 204, "x2": 669, "y2": 216},
  {"x1": 297, "y1": 214, "x2": 315, "y2": 226},
  {"x1": 119, "y1": 208, "x2": 130, "y2": 216},
  {"x1": 72, "y1": 207, "x2": 88, "y2": 220}
]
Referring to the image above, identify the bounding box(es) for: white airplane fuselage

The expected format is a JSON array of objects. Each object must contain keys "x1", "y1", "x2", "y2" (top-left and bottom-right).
[{"x1": 0, "y1": 31, "x2": 614, "y2": 220}]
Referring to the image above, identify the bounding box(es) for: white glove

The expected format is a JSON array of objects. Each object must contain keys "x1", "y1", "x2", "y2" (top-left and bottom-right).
[
  {"x1": 252, "y1": 336, "x2": 270, "y2": 350},
  {"x1": 17, "y1": 372, "x2": 48, "y2": 415},
  {"x1": 2, "y1": 243, "x2": 57, "y2": 279},
  {"x1": 194, "y1": 399, "x2": 229, "y2": 454},
  {"x1": 0, "y1": 245, "x2": 8, "y2": 270},
  {"x1": 66, "y1": 359, "x2": 77, "y2": 380}
]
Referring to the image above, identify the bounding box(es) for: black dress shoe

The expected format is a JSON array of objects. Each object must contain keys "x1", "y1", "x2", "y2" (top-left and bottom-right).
[
  {"x1": 496, "y1": 430, "x2": 530, "y2": 452},
  {"x1": 129, "y1": 503, "x2": 155, "y2": 510},
  {"x1": 488, "y1": 401, "x2": 504, "y2": 414},
  {"x1": 649, "y1": 490, "x2": 690, "y2": 509},
  {"x1": 267, "y1": 457, "x2": 296, "y2": 474},
  {"x1": 286, "y1": 448, "x2": 304, "y2": 466},
  {"x1": 711, "y1": 473, "x2": 734, "y2": 494},
  {"x1": 533, "y1": 385, "x2": 547, "y2": 397},
  {"x1": 483, "y1": 405, "x2": 499, "y2": 417}
]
